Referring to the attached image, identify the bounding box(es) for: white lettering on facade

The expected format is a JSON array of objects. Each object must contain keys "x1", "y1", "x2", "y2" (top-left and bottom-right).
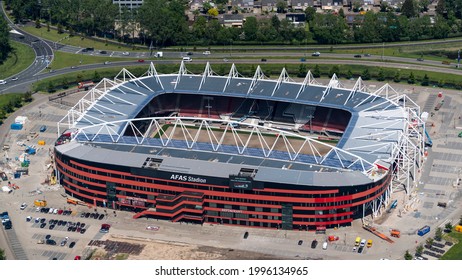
[{"x1": 170, "y1": 174, "x2": 206, "y2": 184}]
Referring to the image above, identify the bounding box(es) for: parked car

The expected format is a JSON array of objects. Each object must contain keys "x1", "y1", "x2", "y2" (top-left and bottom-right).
[
  {"x1": 45, "y1": 234, "x2": 51, "y2": 240},
  {"x1": 40, "y1": 223, "x2": 46, "y2": 228},
  {"x1": 298, "y1": 240, "x2": 303, "y2": 246},
  {"x1": 99, "y1": 224, "x2": 111, "y2": 233},
  {"x1": 46, "y1": 239, "x2": 56, "y2": 245},
  {"x1": 20, "y1": 203, "x2": 27, "y2": 210},
  {"x1": 74, "y1": 256, "x2": 81, "y2": 260},
  {"x1": 311, "y1": 239, "x2": 318, "y2": 249},
  {"x1": 243, "y1": 231, "x2": 249, "y2": 239},
  {"x1": 69, "y1": 241, "x2": 76, "y2": 248}
]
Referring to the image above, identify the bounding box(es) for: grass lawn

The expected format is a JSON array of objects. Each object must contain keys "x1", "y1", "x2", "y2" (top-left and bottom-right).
[
  {"x1": 0, "y1": 93, "x2": 23, "y2": 108},
  {"x1": 48, "y1": 50, "x2": 134, "y2": 70},
  {"x1": 0, "y1": 41, "x2": 36, "y2": 79},
  {"x1": 21, "y1": 26, "x2": 135, "y2": 52},
  {"x1": 440, "y1": 231, "x2": 462, "y2": 260}
]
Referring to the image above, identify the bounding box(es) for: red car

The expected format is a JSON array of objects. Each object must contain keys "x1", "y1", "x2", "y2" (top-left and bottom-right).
[
  {"x1": 74, "y1": 256, "x2": 81, "y2": 260},
  {"x1": 137, "y1": 59, "x2": 145, "y2": 63}
]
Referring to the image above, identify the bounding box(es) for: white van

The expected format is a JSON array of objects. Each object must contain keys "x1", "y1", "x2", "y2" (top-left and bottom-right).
[
  {"x1": 182, "y1": 57, "x2": 192, "y2": 62},
  {"x1": 360, "y1": 239, "x2": 367, "y2": 247},
  {"x1": 322, "y1": 241, "x2": 328, "y2": 250}
]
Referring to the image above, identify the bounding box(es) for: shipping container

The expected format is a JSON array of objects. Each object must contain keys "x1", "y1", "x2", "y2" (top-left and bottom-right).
[
  {"x1": 10, "y1": 123, "x2": 23, "y2": 130},
  {"x1": 418, "y1": 225, "x2": 430, "y2": 236},
  {"x1": 455, "y1": 225, "x2": 462, "y2": 233}
]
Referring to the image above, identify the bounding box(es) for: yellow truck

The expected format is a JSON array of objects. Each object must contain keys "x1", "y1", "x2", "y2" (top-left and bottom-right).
[{"x1": 34, "y1": 199, "x2": 47, "y2": 207}]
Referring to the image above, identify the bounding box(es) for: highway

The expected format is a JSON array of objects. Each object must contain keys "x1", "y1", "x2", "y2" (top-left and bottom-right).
[{"x1": 1, "y1": 0, "x2": 462, "y2": 95}]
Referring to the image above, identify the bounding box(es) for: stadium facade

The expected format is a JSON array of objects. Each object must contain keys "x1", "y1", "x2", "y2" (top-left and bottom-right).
[{"x1": 55, "y1": 63, "x2": 426, "y2": 230}]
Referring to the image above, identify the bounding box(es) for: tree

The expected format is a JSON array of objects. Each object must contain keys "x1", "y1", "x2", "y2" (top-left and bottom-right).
[
  {"x1": 23, "y1": 91, "x2": 33, "y2": 103},
  {"x1": 419, "y1": 0, "x2": 430, "y2": 12},
  {"x1": 445, "y1": 222, "x2": 453, "y2": 233},
  {"x1": 47, "y1": 81, "x2": 54, "y2": 93},
  {"x1": 35, "y1": 18, "x2": 41, "y2": 28},
  {"x1": 377, "y1": 68, "x2": 385, "y2": 81},
  {"x1": 421, "y1": 74, "x2": 429, "y2": 86},
  {"x1": 393, "y1": 71, "x2": 400, "y2": 83},
  {"x1": 304, "y1": 7, "x2": 316, "y2": 22},
  {"x1": 361, "y1": 68, "x2": 370, "y2": 80},
  {"x1": 276, "y1": 1, "x2": 287, "y2": 13},
  {"x1": 435, "y1": 0, "x2": 446, "y2": 17},
  {"x1": 401, "y1": 0, "x2": 417, "y2": 18},
  {"x1": 404, "y1": 250, "x2": 413, "y2": 260},
  {"x1": 93, "y1": 71, "x2": 100, "y2": 82},
  {"x1": 435, "y1": 227, "x2": 443, "y2": 241},
  {"x1": 243, "y1": 16, "x2": 258, "y2": 41},
  {"x1": 329, "y1": 65, "x2": 340, "y2": 77},
  {"x1": 0, "y1": 15, "x2": 11, "y2": 63},
  {"x1": 426, "y1": 237, "x2": 434, "y2": 247},
  {"x1": 208, "y1": 8, "x2": 219, "y2": 17},
  {"x1": 415, "y1": 245, "x2": 424, "y2": 256},
  {"x1": 407, "y1": 72, "x2": 415, "y2": 84},
  {"x1": 0, "y1": 248, "x2": 6, "y2": 260},
  {"x1": 313, "y1": 64, "x2": 321, "y2": 78},
  {"x1": 346, "y1": 69, "x2": 353, "y2": 79},
  {"x1": 298, "y1": 63, "x2": 307, "y2": 77},
  {"x1": 138, "y1": 0, "x2": 189, "y2": 47}
]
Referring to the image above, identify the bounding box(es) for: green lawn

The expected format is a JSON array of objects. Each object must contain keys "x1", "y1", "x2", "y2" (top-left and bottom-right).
[
  {"x1": 48, "y1": 50, "x2": 134, "y2": 70},
  {"x1": 21, "y1": 26, "x2": 135, "y2": 52},
  {"x1": 0, "y1": 93, "x2": 24, "y2": 108},
  {"x1": 0, "y1": 41, "x2": 36, "y2": 79},
  {"x1": 440, "y1": 231, "x2": 462, "y2": 260}
]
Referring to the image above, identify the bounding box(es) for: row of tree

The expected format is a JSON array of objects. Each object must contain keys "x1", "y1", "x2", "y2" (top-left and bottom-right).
[
  {"x1": 5, "y1": 0, "x2": 462, "y2": 47},
  {"x1": 0, "y1": 15, "x2": 11, "y2": 63}
]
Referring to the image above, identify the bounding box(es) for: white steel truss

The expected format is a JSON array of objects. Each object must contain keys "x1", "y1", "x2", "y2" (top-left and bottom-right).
[{"x1": 71, "y1": 116, "x2": 375, "y2": 173}]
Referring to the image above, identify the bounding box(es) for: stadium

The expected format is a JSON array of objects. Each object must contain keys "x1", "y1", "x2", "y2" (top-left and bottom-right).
[{"x1": 54, "y1": 62, "x2": 426, "y2": 230}]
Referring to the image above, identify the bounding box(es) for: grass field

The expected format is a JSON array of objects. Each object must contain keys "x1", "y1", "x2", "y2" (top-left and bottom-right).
[
  {"x1": 0, "y1": 93, "x2": 23, "y2": 108},
  {"x1": 49, "y1": 51, "x2": 134, "y2": 70},
  {"x1": 440, "y1": 230, "x2": 462, "y2": 260},
  {"x1": 21, "y1": 26, "x2": 134, "y2": 52},
  {"x1": 0, "y1": 41, "x2": 35, "y2": 79}
]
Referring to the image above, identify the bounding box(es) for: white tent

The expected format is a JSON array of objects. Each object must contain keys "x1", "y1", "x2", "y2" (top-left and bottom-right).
[{"x1": 15, "y1": 116, "x2": 28, "y2": 124}]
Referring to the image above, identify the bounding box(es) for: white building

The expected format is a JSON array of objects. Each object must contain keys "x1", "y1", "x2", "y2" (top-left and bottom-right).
[{"x1": 113, "y1": 0, "x2": 144, "y2": 9}]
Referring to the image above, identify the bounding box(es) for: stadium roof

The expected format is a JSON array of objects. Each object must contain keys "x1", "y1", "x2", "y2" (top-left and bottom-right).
[{"x1": 58, "y1": 63, "x2": 417, "y2": 182}]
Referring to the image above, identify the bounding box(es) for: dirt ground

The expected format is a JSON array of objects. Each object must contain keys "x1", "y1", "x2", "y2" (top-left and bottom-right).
[{"x1": 91, "y1": 235, "x2": 287, "y2": 260}]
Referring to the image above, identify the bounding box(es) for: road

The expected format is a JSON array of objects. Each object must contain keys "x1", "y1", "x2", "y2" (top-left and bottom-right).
[{"x1": 1, "y1": 1, "x2": 54, "y2": 85}]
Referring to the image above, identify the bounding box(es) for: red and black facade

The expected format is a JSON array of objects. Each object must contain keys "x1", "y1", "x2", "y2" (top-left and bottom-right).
[{"x1": 55, "y1": 148, "x2": 391, "y2": 230}]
